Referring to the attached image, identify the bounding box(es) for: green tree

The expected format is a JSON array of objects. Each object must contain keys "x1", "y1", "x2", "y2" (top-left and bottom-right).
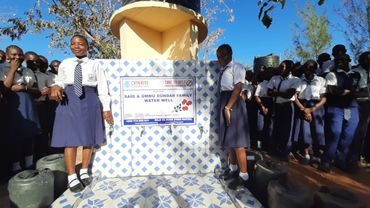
[
  {"x1": 336, "y1": 0, "x2": 370, "y2": 60},
  {"x1": 292, "y1": 1, "x2": 331, "y2": 61}
]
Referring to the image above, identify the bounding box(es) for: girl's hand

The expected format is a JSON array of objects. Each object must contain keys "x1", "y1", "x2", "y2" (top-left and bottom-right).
[
  {"x1": 304, "y1": 112, "x2": 312, "y2": 122},
  {"x1": 11, "y1": 84, "x2": 25, "y2": 92},
  {"x1": 103, "y1": 111, "x2": 114, "y2": 125},
  {"x1": 261, "y1": 106, "x2": 269, "y2": 116},
  {"x1": 41, "y1": 87, "x2": 50, "y2": 95},
  {"x1": 9, "y1": 59, "x2": 21, "y2": 71},
  {"x1": 50, "y1": 85, "x2": 63, "y2": 101},
  {"x1": 224, "y1": 107, "x2": 232, "y2": 127}
]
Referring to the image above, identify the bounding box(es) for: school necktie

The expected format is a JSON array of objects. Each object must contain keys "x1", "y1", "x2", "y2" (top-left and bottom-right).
[{"x1": 74, "y1": 60, "x2": 83, "y2": 97}]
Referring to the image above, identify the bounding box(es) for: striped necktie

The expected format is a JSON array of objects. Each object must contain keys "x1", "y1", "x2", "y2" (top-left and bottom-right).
[{"x1": 74, "y1": 60, "x2": 83, "y2": 97}]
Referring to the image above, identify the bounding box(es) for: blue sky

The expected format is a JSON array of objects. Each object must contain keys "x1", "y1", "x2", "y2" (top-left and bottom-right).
[{"x1": 0, "y1": 0, "x2": 347, "y2": 66}]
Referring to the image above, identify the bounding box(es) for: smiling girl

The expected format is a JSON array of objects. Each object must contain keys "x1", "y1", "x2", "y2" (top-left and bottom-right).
[{"x1": 50, "y1": 34, "x2": 113, "y2": 192}]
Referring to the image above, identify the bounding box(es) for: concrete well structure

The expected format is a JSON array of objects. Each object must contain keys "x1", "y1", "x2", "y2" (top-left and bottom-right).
[{"x1": 110, "y1": 0, "x2": 208, "y2": 60}]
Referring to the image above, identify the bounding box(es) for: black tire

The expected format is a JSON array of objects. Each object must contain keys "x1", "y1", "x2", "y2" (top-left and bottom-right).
[
  {"x1": 267, "y1": 179, "x2": 314, "y2": 208},
  {"x1": 251, "y1": 160, "x2": 288, "y2": 206},
  {"x1": 314, "y1": 186, "x2": 366, "y2": 208}
]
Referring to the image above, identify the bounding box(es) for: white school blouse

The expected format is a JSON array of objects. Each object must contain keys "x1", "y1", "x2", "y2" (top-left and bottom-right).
[
  {"x1": 0, "y1": 63, "x2": 36, "y2": 87},
  {"x1": 255, "y1": 80, "x2": 270, "y2": 98},
  {"x1": 220, "y1": 61, "x2": 246, "y2": 92},
  {"x1": 267, "y1": 74, "x2": 300, "y2": 103},
  {"x1": 296, "y1": 75, "x2": 327, "y2": 100},
  {"x1": 54, "y1": 57, "x2": 111, "y2": 111}
]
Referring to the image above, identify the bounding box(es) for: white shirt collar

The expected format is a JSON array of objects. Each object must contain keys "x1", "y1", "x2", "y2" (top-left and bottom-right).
[{"x1": 73, "y1": 56, "x2": 89, "y2": 63}]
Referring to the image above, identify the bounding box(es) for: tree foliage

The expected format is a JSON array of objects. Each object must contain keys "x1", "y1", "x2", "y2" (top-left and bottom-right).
[
  {"x1": 336, "y1": 0, "x2": 370, "y2": 60},
  {"x1": 0, "y1": 0, "x2": 327, "y2": 58},
  {"x1": 1, "y1": 0, "x2": 122, "y2": 59},
  {"x1": 0, "y1": 0, "x2": 234, "y2": 59},
  {"x1": 257, "y1": 0, "x2": 325, "y2": 28},
  {"x1": 292, "y1": 1, "x2": 331, "y2": 61}
]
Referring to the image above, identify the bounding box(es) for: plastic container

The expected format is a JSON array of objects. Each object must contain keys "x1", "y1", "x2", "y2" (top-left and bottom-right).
[
  {"x1": 8, "y1": 169, "x2": 54, "y2": 208},
  {"x1": 314, "y1": 186, "x2": 366, "y2": 208},
  {"x1": 246, "y1": 150, "x2": 263, "y2": 175},
  {"x1": 36, "y1": 154, "x2": 68, "y2": 199},
  {"x1": 251, "y1": 160, "x2": 288, "y2": 206},
  {"x1": 268, "y1": 179, "x2": 313, "y2": 208}
]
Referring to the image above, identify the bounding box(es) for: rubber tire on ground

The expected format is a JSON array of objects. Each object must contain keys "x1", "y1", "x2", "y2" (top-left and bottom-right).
[
  {"x1": 251, "y1": 160, "x2": 288, "y2": 206},
  {"x1": 314, "y1": 186, "x2": 366, "y2": 208},
  {"x1": 267, "y1": 179, "x2": 314, "y2": 208}
]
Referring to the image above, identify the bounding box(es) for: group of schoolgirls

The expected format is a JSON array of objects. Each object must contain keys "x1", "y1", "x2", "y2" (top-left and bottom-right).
[
  {"x1": 0, "y1": 34, "x2": 114, "y2": 193},
  {"x1": 246, "y1": 44, "x2": 370, "y2": 173},
  {"x1": 0, "y1": 46, "x2": 61, "y2": 181}
]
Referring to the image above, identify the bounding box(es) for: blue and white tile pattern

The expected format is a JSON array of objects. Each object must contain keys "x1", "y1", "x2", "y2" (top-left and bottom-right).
[
  {"x1": 51, "y1": 174, "x2": 262, "y2": 208},
  {"x1": 92, "y1": 60, "x2": 228, "y2": 177}
]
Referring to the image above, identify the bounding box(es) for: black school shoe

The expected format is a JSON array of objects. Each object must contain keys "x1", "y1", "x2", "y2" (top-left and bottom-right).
[
  {"x1": 227, "y1": 176, "x2": 249, "y2": 190},
  {"x1": 69, "y1": 179, "x2": 85, "y2": 193},
  {"x1": 220, "y1": 169, "x2": 239, "y2": 181},
  {"x1": 80, "y1": 173, "x2": 93, "y2": 187}
]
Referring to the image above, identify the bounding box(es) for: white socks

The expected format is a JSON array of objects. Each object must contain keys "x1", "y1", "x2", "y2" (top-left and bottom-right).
[
  {"x1": 68, "y1": 173, "x2": 80, "y2": 187},
  {"x1": 80, "y1": 168, "x2": 89, "y2": 179},
  {"x1": 25, "y1": 155, "x2": 34, "y2": 168},
  {"x1": 239, "y1": 172, "x2": 249, "y2": 181},
  {"x1": 229, "y1": 164, "x2": 238, "y2": 172}
]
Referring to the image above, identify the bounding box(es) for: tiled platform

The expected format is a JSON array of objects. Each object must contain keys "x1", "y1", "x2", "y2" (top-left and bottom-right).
[{"x1": 51, "y1": 173, "x2": 262, "y2": 208}]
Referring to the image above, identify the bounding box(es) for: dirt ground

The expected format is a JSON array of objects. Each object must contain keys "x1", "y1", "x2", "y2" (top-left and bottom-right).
[{"x1": 287, "y1": 159, "x2": 370, "y2": 207}]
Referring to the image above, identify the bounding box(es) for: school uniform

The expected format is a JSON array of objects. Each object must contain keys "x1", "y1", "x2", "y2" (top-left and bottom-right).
[
  {"x1": 322, "y1": 69, "x2": 360, "y2": 170},
  {"x1": 219, "y1": 61, "x2": 250, "y2": 148},
  {"x1": 51, "y1": 57, "x2": 110, "y2": 147},
  {"x1": 0, "y1": 63, "x2": 41, "y2": 143},
  {"x1": 267, "y1": 74, "x2": 300, "y2": 157},
  {"x1": 293, "y1": 75, "x2": 326, "y2": 155},
  {"x1": 244, "y1": 80, "x2": 258, "y2": 147},
  {"x1": 34, "y1": 70, "x2": 54, "y2": 157},
  {"x1": 255, "y1": 80, "x2": 273, "y2": 150},
  {"x1": 45, "y1": 71, "x2": 58, "y2": 146},
  {"x1": 316, "y1": 60, "x2": 332, "y2": 77},
  {"x1": 347, "y1": 65, "x2": 370, "y2": 166}
]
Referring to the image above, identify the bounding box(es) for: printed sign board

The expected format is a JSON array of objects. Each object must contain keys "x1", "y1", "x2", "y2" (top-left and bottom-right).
[{"x1": 121, "y1": 76, "x2": 196, "y2": 126}]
